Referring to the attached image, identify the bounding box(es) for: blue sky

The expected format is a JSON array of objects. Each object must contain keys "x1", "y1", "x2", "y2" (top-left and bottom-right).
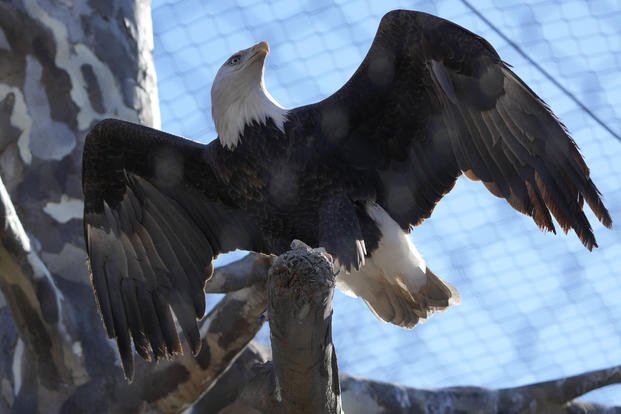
[{"x1": 151, "y1": 0, "x2": 621, "y2": 404}]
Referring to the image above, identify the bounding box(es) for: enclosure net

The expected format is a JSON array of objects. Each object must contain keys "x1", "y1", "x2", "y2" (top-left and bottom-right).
[{"x1": 151, "y1": 0, "x2": 621, "y2": 404}]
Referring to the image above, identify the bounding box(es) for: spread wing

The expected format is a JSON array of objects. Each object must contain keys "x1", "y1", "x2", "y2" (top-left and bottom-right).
[
  {"x1": 292, "y1": 10, "x2": 611, "y2": 248},
  {"x1": 83, "y1": 119, "x2": 264, "y2": 378}
]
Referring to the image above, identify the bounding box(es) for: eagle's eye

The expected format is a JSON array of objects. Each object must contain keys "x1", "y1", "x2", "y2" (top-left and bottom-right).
[{"x1": 227, "y1": 54, "x2": 242, "y2": 66}]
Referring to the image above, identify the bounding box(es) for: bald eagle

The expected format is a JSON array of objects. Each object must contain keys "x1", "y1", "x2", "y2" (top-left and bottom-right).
[{"x1": 83, "y1": 10, "x2": 611, "y2": 378}]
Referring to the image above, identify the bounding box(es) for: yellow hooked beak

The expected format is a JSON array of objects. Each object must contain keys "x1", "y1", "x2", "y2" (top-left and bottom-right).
[{"x1": 252, "y1": 41, "x2": 270, "y2": 56}]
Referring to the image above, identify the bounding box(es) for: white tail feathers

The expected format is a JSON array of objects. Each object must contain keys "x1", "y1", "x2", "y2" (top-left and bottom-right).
[
  {"x1": 335, "y1": 202, "x2": 459, "y2": 328},
  {"x1": 338, "y1": 266, "x2": 459, "y2": 328}
]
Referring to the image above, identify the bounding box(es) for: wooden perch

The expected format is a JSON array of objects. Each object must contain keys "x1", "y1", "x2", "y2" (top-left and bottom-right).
[{"x1": 267, "y1": 240, "x2": 342, "y2": 414}]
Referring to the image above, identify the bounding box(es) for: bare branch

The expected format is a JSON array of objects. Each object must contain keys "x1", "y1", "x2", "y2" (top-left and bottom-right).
[
  {"x1": 205, "y1": 253, "x2": 274, "y2": 293},
  {"x1": 267, "y1": 241, "x2": 342, "y2": 414},
  {"x1": 562, "y1": 401, "x2": 621, "y2": 414},
  {"x1": 499, "y1": 365, "x2": 621, "y2": 411},
  {"x1": 190, "y1": 341, "x2": 272, "y2": 414},
  {"x1": 340, "y1": 373, "x2": 621, "y2": 413}
]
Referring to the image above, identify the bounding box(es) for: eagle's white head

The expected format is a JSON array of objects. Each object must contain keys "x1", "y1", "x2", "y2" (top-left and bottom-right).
[{"x1": 211, "y1": 41, "x2": 287, "y2": 150}]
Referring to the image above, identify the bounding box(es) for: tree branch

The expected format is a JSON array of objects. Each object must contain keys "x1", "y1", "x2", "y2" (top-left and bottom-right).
[
  {"x1": 499, "y1": 365, "x2": 621, "y2": 412},
  {"x1": 267, "y1": 241, "x2": 342, "y2": 414},
  {"x1": 205, "y1": 253, "x2": 274, "y2": 293},
  {"x1": 190, "y1": 341, "x2": 272, "y2": 414},
  {"x1": 338, "y1": 372, "x2": 621, "y2": 413}
]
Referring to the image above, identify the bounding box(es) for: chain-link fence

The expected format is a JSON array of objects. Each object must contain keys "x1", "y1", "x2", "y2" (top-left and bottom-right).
[{"x1": 152, "y1": 0, "x2": 621, "y2": 404}]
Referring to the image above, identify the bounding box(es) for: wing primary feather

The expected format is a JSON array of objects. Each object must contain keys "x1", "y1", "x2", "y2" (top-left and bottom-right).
[
  {"x1": 120, "y1": 278, "x2": 151, "y2": 361},
  {"x1": 474, "y1": 110, "x2": 537, "y2": 214},
  {"x1": 153, "y1": 290, "x2": 182, "y2": 357},
  {"x1": 86, "y1": 225, "x2": 116, "y2": 338},
  {"x1": 126, "y1": 186, "x2": 143, "y2": 223},
  {"x1": 104, "y1": 260, "x2": 134, "y2": 379},
  {"x1": 193, "y1": 291, "x2": 207, "y2": 319},
  {"x1": 102, "y1": 201, "x2": 121, "y2": 236},
  {"x1": 136, "y1": 211, "x2": 168, "y2": 274},
  {"x1": 165, "y1": 186, "x2": 221, "y2": 252},
  {"x1": 525, "y1": 180, "x2": 556, "y2": 233},
  {"x1": 118, "y1": 188, "x2": 143, "y2": 232},
  {"x1": 140, "y1": 191, "x2": 208, "y2": 290},
  {"x1": 463, "y1": 110, "x2": 517, "y2": 198},
  {"x1": 534, "y1": 170, "x2": 597, "y2": 250},
  {"x1": 140, "y1": 207, "x2": 195, "y2": 290},
  {"x1": 168, "y1": 290, "x2": 202, "y2": 356},
  {"x1": 546, "y1": 148, "x2": 612, "y2": 229},
  {"x1": 582, "y1": 179, "x2": 612, "y2": 228},
  {"x1": 140, "y1": 207, "x2": 207, "y2": 319},
  {"x1": 142, "y1": 200, "x2": 205, "y2": 302},
  {"x1": 132, "y1": 175, "x2": 212, "y2": 261},
  {"x1": 127, "y1": 230, "x2": 156, "y2": 287},
  {"x1": 449, "y1": 109, "x2": 497, "y2": 184},
  {"x1": 119, "y1": 233, "x2": 145, "y2": 282},
  {"x1": 482, "y1": 109, "x2": 534, "y2": 166},
  {"x1": 137, "y1": 287, "x2": 167, "y2": 360}
]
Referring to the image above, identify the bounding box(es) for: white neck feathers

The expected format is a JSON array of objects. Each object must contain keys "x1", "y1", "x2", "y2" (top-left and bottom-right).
[{"x1": 212, "y1": 80, "x2": 287, "y2": 150}]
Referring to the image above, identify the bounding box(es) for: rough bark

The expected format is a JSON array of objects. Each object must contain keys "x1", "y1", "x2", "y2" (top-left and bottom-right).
[
  {"x1": 267, "y1": 241, "x2": 342, "y2": 414},
  {"x1": 0, "y1": 174, "x2": 84, "y2": 409},
  {"x1": 0, "y1": 1, "x2": 159, "y2": 409},
  {"x1": 190, "y1": 342, "x2": 272, "y2": 414},
  {"x1": 0, "y1": 0, "x2": 157, "y2": 411}
]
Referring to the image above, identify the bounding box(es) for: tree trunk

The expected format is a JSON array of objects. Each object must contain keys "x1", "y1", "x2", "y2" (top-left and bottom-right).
[{"x1": 0, "y1": 0, "x2": 158, "y2": 410}]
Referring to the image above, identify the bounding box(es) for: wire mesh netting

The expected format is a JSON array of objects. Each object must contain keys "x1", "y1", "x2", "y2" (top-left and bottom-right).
[{"x1": 151, "y1": 0, "x2": 621, "y2": 405}]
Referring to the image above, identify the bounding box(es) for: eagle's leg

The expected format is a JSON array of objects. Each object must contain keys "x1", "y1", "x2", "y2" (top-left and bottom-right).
[{"x1": 318, "y1": 193, "x2": 367, "y2": 272}]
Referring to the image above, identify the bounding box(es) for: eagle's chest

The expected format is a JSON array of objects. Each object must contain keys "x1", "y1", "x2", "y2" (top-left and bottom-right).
[
  {"x1": 214, "y1": 122, "x2": 332, "y2": 203},
  {"x1": 217, "y1": 129, "x2": 355, "y2": 240}
]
